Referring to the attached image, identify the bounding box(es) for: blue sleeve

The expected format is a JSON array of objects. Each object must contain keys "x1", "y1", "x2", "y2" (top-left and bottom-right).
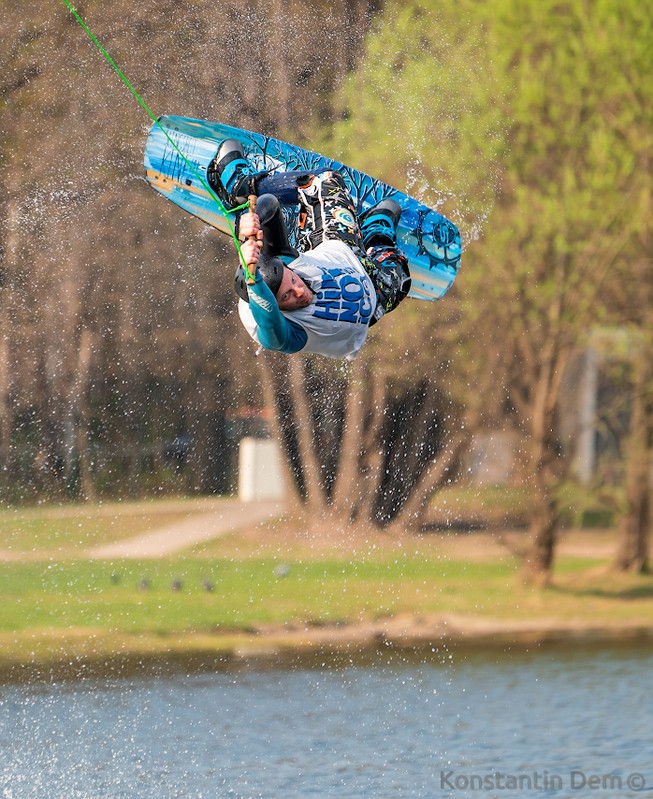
[{"x1": 247, "y1": 274, "x2": 308, "y2": 354}]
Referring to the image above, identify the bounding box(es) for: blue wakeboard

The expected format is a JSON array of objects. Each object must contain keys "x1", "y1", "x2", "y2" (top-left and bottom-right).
[{"x1": 143, "y1": 115, "x2": 461, "y2": 301}]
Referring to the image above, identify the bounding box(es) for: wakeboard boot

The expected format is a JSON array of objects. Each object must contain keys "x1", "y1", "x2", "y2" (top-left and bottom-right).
[
  {"x1": 359, "y1": 198, "x2": 402, "y2": 248},
  {"x1": 207, "y1": 139, "x2": 268, "y2": 207}
]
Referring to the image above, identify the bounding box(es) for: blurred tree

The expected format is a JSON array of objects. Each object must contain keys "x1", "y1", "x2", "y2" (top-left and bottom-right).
[
  {"x1": 318, "y1": 0, "x2": 652, "y2": 577},
  {"x1": 479, "y1": 0, "x2": 652, "y2": 583},
  {"x1": 599, "y1": 3, "x2": 653, "y2": 574},
  {"x1": 0, "y1": 11, "x2": 46, "y2": 483},
  {"x1": 613, "y1": 339, "x2": 652, "y2": 573},
  {"x1": 247, "y1": 3, "x2": 501, "y2": 529},
  {"x1": 269, "y1": 0, "x2": 504, "y2": 532},
  {"x1": 257, "y1": 342, "x2": 465, "y2": 533},
  {"x1": 0, "y1": 0, "x2": 377, "y2": 501}
]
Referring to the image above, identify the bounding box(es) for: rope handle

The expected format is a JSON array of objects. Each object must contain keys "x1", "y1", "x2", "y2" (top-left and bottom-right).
[{"x1": 246, "y1": 195, "x2": 258, "y2": 284}]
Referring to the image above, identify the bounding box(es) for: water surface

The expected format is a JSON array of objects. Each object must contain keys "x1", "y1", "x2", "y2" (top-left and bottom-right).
[{"x1": 1, "y1": 646, "x2": 651, "y2": 798}]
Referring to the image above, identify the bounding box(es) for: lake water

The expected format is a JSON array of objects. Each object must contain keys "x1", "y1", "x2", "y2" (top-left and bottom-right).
[{"x1": 1, "y1": 645, "x2": 652, "y2": 798}]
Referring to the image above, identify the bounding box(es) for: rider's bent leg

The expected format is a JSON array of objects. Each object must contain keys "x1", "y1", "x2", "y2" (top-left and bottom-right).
[
  {"x1": 297, "y1": 171, "x2": 411, "y2": 323},
  {"x1": 257, "y1": 194, "x2": 298, "y2": 261},
  {"x1": 296, "y1": 171, "x2": 361, "y2": 251}
]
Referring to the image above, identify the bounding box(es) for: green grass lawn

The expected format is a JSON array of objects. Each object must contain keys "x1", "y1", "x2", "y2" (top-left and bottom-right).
[
  {"x1": 2, "y1": 552, "x2": 651, "y2": 636},
  {"x1": 0, "y1": 556, "x2": 513, "y2": 633},
  {"x1": 0, "y1": 496, "x2": 651, "y2": 671},
  {"x1": 0, "y1": 497, "x2": 228, "y2": 556}
]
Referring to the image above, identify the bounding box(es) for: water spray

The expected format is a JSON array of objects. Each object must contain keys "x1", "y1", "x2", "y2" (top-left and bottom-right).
[{"x1": 60, "y1": 0, "x2": 254, "y2": 279}]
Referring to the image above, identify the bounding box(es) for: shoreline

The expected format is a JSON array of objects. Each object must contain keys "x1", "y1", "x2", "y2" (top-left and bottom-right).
[
  {"x1": 3, "y1": 614, "x2": 652, "y2": 685},
  {"x1": 2, "y1": 502, "x2": 651, "y2": 685}
]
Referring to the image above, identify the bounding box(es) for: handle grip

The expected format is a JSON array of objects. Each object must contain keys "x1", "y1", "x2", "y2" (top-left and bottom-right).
[{"x1": 246, "y1": 194, "x2": 257, "y2": 284}]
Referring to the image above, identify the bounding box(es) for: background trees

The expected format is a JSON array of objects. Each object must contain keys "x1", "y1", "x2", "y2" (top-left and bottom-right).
[
  {"x1": 0, "y1": 0, "x2": 650, "y2": 576},
  {"x1": 323, "y1": 0, "x2": 652, "y2": 578},
  {"x1": 0, "y1": 0, "x2": 377, "y2": 500}
]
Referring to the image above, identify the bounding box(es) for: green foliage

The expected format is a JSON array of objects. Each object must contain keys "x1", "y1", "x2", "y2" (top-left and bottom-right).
[
  {"x1": 325, "y1": 0, "x2": 651, "y2": 338},
  {"x1": 324, "y1": 0, "x2": 507, "y2": 242},
  {"x1": 554, "y1": 479, "x2": 622, "y2": 528},
  {"x1": 0, "y1": 556, "x2": 517, "y2": 633},
  {"x1": 321, "y1": 0, "x2": 652, "y2": 563}
]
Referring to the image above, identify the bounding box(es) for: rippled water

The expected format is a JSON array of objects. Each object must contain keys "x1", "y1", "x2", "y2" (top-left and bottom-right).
[{"x1": 1, "y1": 646, "x2": 651, "y2": 798}]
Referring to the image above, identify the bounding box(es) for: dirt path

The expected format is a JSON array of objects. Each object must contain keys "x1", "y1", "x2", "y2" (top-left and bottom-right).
[
  {"x1": 87, "y1": 501, "x2": 619, "y2": 561},
  {"x1": 89, "y1": 499, "x2": 285, "y2": 559}
]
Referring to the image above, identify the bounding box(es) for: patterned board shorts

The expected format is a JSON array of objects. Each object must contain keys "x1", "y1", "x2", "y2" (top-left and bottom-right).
[{"x1": 296, "y1": 171, "x2": 411, "y2": 324}]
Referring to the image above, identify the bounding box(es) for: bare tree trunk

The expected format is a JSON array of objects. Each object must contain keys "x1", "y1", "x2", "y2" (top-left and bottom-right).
[
  {"x1": 331, "y1": 358, "x2": 365, "y2": 519},
  {"x1": 357, "y1": 369, "x2": 386, "y2": 525},
  {"x1": 257, "y1": 354, "x2": 304, "y2": 513},
  {"x1": 0, "y1": 195, "x2": 19, "y2": 474},
  {"x1": 269, "y1": 0, "x2": 290, "y2": 132},
  {"x1": 614, "y1": 347, "x2": 652, "y2": 573},
  {"x1": 387, "y1": 433, "x2": 468, "y2": 534},
  {"x1": 522, "y1": 411, "x2": 558, "y2": 584},
  {"x1": 72, "y1": 328, "x2": 96, "y2": 502},
  {"x1": 0, "y1": 301, "x2": 11, "y2": 473},
  {"x1": 287, "y1": 357, "x2": 327, "y2": 518},
  {"x1": 521, "y1": 404, "x2": 562, "y2": 587},
  {"x1": 520, "y1": 310, "x2": 572, "y2": 585},
  {"x1": 522, "y1": 473, "x2": 559, "y2": 586}
]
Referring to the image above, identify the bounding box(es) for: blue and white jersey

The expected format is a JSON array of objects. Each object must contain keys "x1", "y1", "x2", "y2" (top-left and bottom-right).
[{"x1": 239, "y1": 239, "x2": 377, "y2": 360}]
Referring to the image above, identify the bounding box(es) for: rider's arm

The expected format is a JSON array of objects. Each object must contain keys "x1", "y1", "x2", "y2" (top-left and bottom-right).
[
  {"x1": 246, "y1": 274, "x2": 308, "y2": 354},
  {"x1": 238, "y1": 213, "x2": 307, "y2": 354}
]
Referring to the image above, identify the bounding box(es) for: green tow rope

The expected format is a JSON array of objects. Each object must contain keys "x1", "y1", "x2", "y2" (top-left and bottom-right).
[{"x1": 61, "y1": 0, "x2": 254, "y2": 280}]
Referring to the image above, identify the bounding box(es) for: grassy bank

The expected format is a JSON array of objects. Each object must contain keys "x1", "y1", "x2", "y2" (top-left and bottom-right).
[
  {"x1": 0, "y1": 497, "x2": 652, "y2": 677},
  {"x1": 0, "y1": 496, "x2": 228, "y2": 557}
]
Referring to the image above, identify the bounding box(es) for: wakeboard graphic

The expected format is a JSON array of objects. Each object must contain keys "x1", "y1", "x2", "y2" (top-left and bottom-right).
[{"x1": 144, "y1": 115, "x2": 461, "y2": 301}]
